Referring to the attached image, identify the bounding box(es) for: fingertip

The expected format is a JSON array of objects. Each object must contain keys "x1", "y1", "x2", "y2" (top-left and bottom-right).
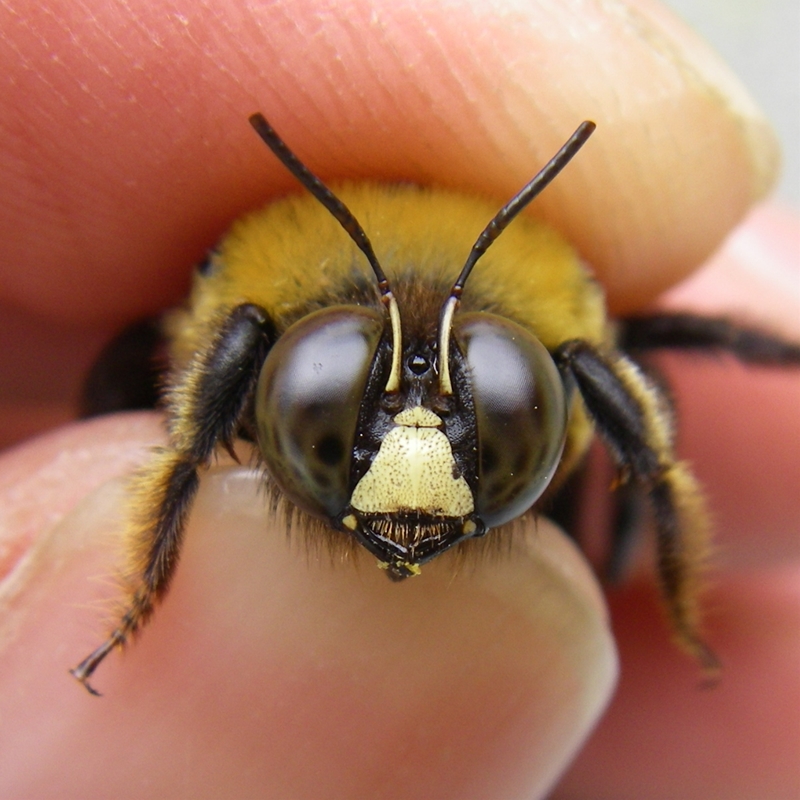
[
  {"x1": 554, "y1": 565, "x2": 800, "y2": 799},
  {"x1": 1, "y1": 0, "x2": 777, "y2": 324},
  {"x1": 659, "y1": 203, "x2": 800, "y2": 334},
  {"x1": 1, "y1": 445, "x2": 616, "y2": 798}
]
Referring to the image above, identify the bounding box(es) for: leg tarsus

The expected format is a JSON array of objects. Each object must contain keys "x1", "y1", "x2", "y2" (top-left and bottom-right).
[{"x1": 70, "y1": 630, "x2": 125, "y2": 695}]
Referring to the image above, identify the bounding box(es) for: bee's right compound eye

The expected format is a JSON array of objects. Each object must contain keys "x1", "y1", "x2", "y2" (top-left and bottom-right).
[{"x1": 255, "y1": 306, "x2": 384, "y2": 520}]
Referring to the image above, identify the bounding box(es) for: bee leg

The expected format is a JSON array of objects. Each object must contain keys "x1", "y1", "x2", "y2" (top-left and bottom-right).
[
  {"x1": 602, "y1": 313, "x2": 799, "y2": 585},
  {"x1": 619, "y1": 312, "x2": 800, "y2": 365},
  {"x1": 544, "y1": 450, "x2": 645, "y2": 583},
  {"x1": 555, "y1": 340, "x2": 720, "y2": 674},
  {"x1": 598, "y1": 478, "x2": 645, "y2": 584},
  {"x1": 71, "y1": 303, "x2": 274, "y2": 694},
  {"x1": 80, "y1": 317, "x2": 167, "y2": 416},
  {"x1": 578, "y1": 312, "x2": 800, "y2": 589},
  {"x1": 544, "y1": 464, "x2": 587, "y2": 545}
]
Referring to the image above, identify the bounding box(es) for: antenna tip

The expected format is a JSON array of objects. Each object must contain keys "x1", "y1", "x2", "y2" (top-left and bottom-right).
[{"x1": 249, "y1": 112, "x2": 269, "y2": 132}]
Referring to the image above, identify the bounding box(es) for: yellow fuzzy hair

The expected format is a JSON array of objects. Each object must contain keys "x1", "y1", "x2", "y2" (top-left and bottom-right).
[{"x1": 170, "y1": 184, "x2": 608, "y2": 362}]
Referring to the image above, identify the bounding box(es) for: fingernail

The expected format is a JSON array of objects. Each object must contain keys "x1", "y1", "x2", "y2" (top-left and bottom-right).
[{"x1": 616, "y1": 0, "x2": 780, "y2": 198}]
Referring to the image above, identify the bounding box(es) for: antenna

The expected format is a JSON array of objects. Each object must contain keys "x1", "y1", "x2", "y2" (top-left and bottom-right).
[
  {"x1": 249, "y1": 113, "x2": 403, "y2": 392},
  {"x1": 249, "y1": 113, "x2": 392, "y2": 298},
  {"x1": 453, "y1": 121, "x2": 595, "y2": 297},
  {"x1": 438, "y1": 121, "x2": 596, "y2": 394}
]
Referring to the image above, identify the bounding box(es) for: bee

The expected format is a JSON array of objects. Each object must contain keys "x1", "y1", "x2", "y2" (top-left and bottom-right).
[{"x1": 72, "y1": 113, "x2": 800, "y2": 695}]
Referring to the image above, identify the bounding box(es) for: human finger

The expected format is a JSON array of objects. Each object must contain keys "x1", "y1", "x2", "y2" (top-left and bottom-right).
[
  {"x1": 0, "y1": 415, "x2": 617, "y2": 798},
  {"x1": 0, "y1": 0, "x2": 777, "y2": 327}
]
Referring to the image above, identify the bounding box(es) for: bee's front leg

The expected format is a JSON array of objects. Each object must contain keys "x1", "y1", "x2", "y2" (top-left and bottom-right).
[
  {"x1": 71, "y1": 303, "x2": 274, "y2": 695},
  {"x1": 555, "y1": 339, "x2": 719, "y2": 675}
]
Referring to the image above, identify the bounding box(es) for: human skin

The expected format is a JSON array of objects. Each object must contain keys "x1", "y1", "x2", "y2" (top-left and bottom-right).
[{"x1": 0, "y1": 1, "x2": 798, "y2": 798}]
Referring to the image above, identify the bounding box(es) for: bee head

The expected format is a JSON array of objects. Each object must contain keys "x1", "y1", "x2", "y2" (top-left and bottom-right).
[{"x1": 248, "y1": 114, "x2": 594, "y2": 578}]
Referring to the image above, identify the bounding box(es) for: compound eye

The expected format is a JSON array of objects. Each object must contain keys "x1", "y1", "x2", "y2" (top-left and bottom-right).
[
  {"x1": 453, "y1": 313, "x2": 568, "y2": 528},
  {"x1": 256, "y1": 306, "x2": 384, "y2": 519}
]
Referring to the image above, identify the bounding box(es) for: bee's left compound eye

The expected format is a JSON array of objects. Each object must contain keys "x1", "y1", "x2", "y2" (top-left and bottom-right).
[
  {"x1": 255, "y1": 306, "x2": 384, "y2": 519},
  {"x1": 453, "y1": 313, "x2": 568, "y2": 528}
]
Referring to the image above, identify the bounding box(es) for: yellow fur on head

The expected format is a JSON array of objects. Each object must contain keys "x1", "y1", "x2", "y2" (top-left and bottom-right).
[{"x1": 171, "y1": 184, "x2": 608, "y2": 365}]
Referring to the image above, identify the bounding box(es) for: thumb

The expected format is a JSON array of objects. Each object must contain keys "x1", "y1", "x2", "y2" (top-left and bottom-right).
[{"x1": 0, "y1": 413, "x2": 616, "y2": 799}]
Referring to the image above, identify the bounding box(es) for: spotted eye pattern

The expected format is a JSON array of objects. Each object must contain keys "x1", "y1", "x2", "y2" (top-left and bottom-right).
[
  {"x1": 453, "y1": 313, "x2": 568, "y2": 528},
  {"x1": 255, "y1": 306, "x2": 384, "y2": 519}
]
